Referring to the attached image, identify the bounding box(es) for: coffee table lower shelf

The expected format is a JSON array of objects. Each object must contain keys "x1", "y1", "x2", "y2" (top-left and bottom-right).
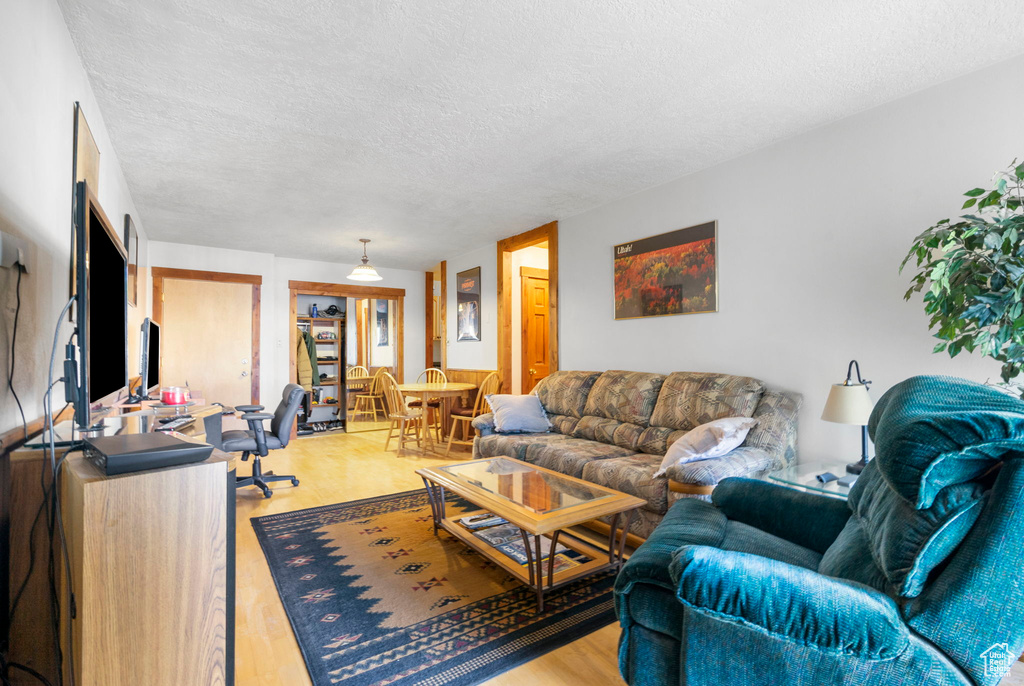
[{"x1": 421, "y1": 484, "x2": 636, "y2": 611}]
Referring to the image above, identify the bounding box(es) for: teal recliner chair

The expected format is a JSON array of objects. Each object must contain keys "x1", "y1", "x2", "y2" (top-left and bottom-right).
[{"x1": 615, "y1": 376, "x2": 1024, "y2": 685}]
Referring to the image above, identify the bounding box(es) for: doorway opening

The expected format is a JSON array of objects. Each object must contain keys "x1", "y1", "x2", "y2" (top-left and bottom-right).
[
  {"x1": 288, "y1": 280, "x2": 406, "y2": 436},
  {"x1": 497, "y1": 222, "x2": 558, "y2": 394},
  {"x1": 152, "y1": 267, "x2": 261, "y2": 406},
  {"x1": 511, "y1": 246, "x2": 549, "y2": 393}
]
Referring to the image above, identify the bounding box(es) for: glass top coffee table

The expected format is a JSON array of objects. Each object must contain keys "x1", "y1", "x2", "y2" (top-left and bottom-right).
[{"x1": 416, "y1": 457, "x2": 645, "y2": 611}]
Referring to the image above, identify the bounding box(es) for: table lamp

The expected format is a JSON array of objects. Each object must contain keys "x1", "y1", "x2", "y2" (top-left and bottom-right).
[{"x1": 821, "y1": 360, "x2": 874, "y2": 475}]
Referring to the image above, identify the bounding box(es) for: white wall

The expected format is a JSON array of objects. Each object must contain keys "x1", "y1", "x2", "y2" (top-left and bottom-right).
[
  {"x1": 446, "y1": 243, "x2": 497, "y2": 370},
  {"x1": 0, "y1": 0, "x2": 150, "y2": 435},
  {"x1": 147, "y1": 242, "x2": 425, "y2": 407},
  {"x1": 510, "y1": 246, "x2": 549, "y2": 392},
  {"x1": 560, "y1": 54, "x2": 1024, "y2": 460}
]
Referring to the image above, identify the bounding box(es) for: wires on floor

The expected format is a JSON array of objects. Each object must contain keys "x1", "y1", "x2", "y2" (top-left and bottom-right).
[
  {"x1": 6, "y1": 267, "x2": 28, "y2": 442},
  {"x1": 0, "y1": 652, "x2": 54, "y2": 686}
]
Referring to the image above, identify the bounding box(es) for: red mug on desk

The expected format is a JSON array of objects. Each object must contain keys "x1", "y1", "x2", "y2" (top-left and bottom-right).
[{"x1": 161, "y1": 386, "x2": 190, "y2": 405}]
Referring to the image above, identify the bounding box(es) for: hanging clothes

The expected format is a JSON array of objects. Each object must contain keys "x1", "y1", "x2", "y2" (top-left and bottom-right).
[
  {"x1": 302, "y1": 329, "x2": 320, "y2": 381},
  {"x1": 296, "y1": 327, "x2": 314, "y2": 390}
]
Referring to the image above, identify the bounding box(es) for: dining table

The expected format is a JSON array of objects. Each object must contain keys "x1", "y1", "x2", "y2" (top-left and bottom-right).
[{"x1": 396, "y1": 381, "x2": 477, "y2": 452}]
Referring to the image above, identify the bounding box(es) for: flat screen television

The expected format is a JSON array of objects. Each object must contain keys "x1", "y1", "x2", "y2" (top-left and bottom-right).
[{"x1": 74, "y1": 181, "x2": 128, "y2": 427}]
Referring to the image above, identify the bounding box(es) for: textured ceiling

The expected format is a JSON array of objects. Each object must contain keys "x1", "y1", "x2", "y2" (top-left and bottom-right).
[{"x1": 57, "y1": 0, "x2": 1024, "y2": 270}]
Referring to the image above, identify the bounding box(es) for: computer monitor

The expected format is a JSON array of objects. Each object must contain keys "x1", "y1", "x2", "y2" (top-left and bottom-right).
[
  {"x1": 73, "y1": 181, "x2": 128, "y2": 427},
  {"x1": 140, "y1": 318, "x2": 160, "y2": 397}
]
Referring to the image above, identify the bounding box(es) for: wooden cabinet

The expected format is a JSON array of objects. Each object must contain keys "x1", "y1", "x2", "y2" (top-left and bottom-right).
[{"x1": 60, "y1": 451, "x2": 235, "y2": 685}]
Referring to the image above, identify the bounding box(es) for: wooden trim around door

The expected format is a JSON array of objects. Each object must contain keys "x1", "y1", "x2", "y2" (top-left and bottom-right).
[
  {"x1": 152, "y1": 266, "x2": 262, "y2": 403},
  {"x1": 287, "y1": 280, "x2": 406, "y2": 299},
  {"x1": 496, "y1": 221, "x2": 558, "y2": 394},
  {"x1": 439, "y1": 261, "x2": 447, "y2": 371},
  {"x1": 287, "y1": 281, "x2": 407, "y2": 385},
  {"x1": 424, "y1": 271, "x2": 433, "y2": 370},
  {"x1": 423, "y1": 262, "x2": 448, "y2": 370}
]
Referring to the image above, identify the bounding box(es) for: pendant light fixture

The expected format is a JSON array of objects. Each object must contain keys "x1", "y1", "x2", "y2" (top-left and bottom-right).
[{"x1": 346, "y1": 238, "x2": 383, "y2": 281}]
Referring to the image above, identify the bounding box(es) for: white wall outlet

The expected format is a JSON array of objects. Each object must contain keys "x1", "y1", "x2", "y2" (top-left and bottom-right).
[{"x1": 0, "y1": 230, "x2": 30, "y2": 272}]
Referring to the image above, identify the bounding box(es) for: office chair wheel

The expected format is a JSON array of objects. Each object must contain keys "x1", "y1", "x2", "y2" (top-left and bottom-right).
[
  {"x1": 262, "y1": 487, "x2": 272, "y2": 498},
  {"x1": 291, "y1": 478, "x2": 300, "y2": 486}
]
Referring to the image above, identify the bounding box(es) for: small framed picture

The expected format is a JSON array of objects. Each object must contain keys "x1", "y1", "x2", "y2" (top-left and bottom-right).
[
  {"x1": 124, "y1": 214, "x2": 138, "y2": 307},
  {"x1": 456, "y1": 266, "x2": 481, "y2": 341}
]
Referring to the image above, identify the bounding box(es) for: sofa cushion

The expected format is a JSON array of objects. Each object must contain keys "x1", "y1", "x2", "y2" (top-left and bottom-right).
[
  {"x1": 636, "y1": 426, "x2": 689, "y2": 456},
  {"x1": 572, "y1": 415, "x2": 622, "y2": 443},
  {"x1": 869, "y1": 375, "x2": 1024, "y2": 509},
  {"x1": 653, "y1": 417, "x2": 759, "y2": 478},
  {"x1": 534, "y1": 371, "x2": 601, "y2": 418},
  {"x1": 548, "y1": 414, "x2": 580, "y2": 436},
  {"x1": 582, "y1": 370, "x2": 665, "y2": 426},
  {"x1": 583, "y1": 453, "x2": 669, "y2": 514},
  {"x1": 474, "y1": 432, "x2": 571, "y2": 461},
  {"x1": 524, "y1": 438, "x2": 636, "y2": 478},
  {"x1": 650, "y1": 372, "x2": 765, "y2": 432},
  {"x1": 664, "y1": 446, "x2": 778, "y2": 486},
  {"x1": 820, "y1": 460, "x2": 985, "y2": 598}
]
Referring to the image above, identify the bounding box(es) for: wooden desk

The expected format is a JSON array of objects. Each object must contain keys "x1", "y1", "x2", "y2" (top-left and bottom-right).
[
  {"x1": 62, "y1": 449, "x2": 235, "y2": 685},
  {"x1": 8, "y1": 424, "x2": 235, "y2": 686}
]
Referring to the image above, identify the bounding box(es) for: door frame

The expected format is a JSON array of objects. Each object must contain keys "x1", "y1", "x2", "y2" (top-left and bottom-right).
[
  {"x1": 520, "y1": 265, "x2": 549, "y2": 393},
  {"x1": 152, "y1": 267, "x2": 262, "y2": 404},
  {"x1": 287, "y1": 280, "x2": 407, "y2": 385},
  {"x1": 497, "y1": 221, "x2": 558, "y2": 394},
  {"x1": 424, "y1": 261, "x2": 447, "y2": 371}
]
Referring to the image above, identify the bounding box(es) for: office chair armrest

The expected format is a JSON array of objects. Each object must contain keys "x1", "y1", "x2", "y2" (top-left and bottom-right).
[
  {"x1": 236, "y1": 404, "x2": 264, "y2": 413},
  {"x1": 242, "y1": 412, "x2": 274, "y2": 457}
]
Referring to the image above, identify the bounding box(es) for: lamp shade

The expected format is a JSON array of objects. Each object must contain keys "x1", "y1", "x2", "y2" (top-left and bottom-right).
[
  {"x1": 346, "y1": 263, "x2": 382, "y2": 281},
  {"x1": 821, "y1": 383, "x2": 873, "y2": 425}
]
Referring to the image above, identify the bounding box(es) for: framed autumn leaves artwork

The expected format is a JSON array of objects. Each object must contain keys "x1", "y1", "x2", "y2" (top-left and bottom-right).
[{"x1": 613, "y1": 221, "x2": 718, "y2": 320}]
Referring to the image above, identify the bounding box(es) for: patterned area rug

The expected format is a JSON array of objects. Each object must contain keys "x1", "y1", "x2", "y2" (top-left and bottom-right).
[{"x1": 251, "y1": 489, "x2": 617, "y2": 686}]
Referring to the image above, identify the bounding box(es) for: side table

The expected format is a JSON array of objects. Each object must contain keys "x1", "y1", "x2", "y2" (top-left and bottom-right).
[{"x1": 768, "y1": 461, "x2": 858, "y2": 499}]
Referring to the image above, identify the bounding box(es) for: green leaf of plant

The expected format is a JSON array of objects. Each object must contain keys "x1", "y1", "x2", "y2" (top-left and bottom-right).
[
  {"x1": 962, "y1": 198, "x2": 977, "y2": 209},
  {"x1": 965, "y1": 188, "x2": 987, "y2": 197}
]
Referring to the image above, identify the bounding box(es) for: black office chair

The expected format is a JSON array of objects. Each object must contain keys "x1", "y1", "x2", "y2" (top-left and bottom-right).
[{"x1": 224, "y1": 384, "x2": 304, "y2": 498}]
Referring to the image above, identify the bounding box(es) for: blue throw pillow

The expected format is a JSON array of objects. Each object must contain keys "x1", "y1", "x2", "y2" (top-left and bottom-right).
[{"x1": 486, "y1": 394, "x2": 551, "y2": 434}]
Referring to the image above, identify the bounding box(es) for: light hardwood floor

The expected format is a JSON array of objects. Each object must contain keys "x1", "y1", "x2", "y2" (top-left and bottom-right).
[
  {"x1": 233, "y1": 430, "x2": 1024, "y2": 686},
  {"x1": 234, "y1": 430, "x2": 625, "y2": 686}
]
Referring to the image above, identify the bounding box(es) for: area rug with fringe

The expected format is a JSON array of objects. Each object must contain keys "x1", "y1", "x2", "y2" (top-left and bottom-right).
[{"x1": 251, "y1": 489, "x2": 617, "y2": 686}]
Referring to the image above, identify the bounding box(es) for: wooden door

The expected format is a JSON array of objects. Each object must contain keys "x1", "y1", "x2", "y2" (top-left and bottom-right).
[
  {"x1": 521, "y1": 267, "x2": 550, "y2": 393},
  {"x1": 161, "y1": 278, "x2": 255, "y2": 405}
]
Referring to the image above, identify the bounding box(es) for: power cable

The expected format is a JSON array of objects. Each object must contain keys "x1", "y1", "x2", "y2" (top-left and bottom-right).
[{"x1": 6, "y1": 267, "x2": 27, "y2": 442}]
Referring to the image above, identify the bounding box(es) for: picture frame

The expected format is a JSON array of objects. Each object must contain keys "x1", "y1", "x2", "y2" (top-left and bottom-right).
[
  {"x1": 375, "y1": 299, "x2": 389, "y2": 347},
  {"x1": 613, "y1": 220, "x2": 718, "y2": 320},
  {"x1": 456, "y1": 266, "x2": 481, "y2": 341},
  {"x1": 124, "y1": 213, "x2": 138, "y2": 306}
]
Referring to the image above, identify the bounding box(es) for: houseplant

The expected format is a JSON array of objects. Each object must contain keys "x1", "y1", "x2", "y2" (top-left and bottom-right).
[{"x1": 901, "y1": 159, "x2": 1024, "y2": 395}]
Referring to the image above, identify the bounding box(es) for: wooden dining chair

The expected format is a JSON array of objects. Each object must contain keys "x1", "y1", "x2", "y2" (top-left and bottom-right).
[
  {"x1": 347, "y1": 365, "x2": 369, "y2": 378},
  {"x1": 353, "y1": 366, "x2": 386, "y2": 420},
  {"x1": 445, "y1": 371, "x2": 500, "y2": 456},
  {"x1": 381, "y1": 372, "x2": 422, "y2": 456},
  {"x1": 407, "y1": 368, "x2": 447, "y2": 442}
]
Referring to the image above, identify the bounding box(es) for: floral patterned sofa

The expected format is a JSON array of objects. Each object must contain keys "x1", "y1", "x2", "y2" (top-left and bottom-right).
[{"x1": 472, "y1": 370, "x2": 801, "y2": 539}]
